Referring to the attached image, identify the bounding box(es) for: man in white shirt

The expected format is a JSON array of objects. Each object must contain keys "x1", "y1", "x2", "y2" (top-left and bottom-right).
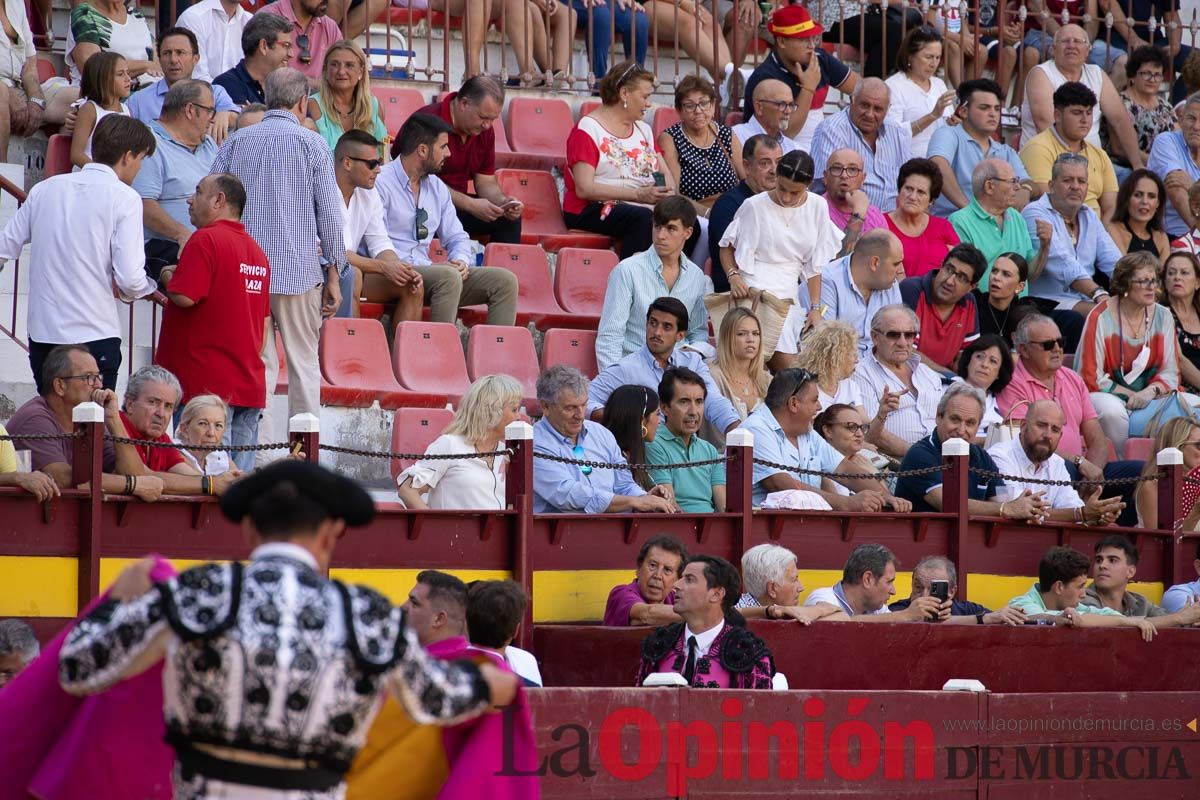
[
  {"x1": 332, "y1": 130, "x2": 423, "y2": 325},
  {"x1": 988, "y1": 399, "x2": 1125, "y2": 525},
  {"x1": 804, "y1": 543, "x2": 945, "y2": 621},
  {"x1": 177, "y1": 0, "x2": 253, "y2": 82},
  {"x1": 731, "y1": 79, "x2": 797, "y2": 155},
  {"x1": 0, "y1": 115, "x2": 165, "y2": 392}
]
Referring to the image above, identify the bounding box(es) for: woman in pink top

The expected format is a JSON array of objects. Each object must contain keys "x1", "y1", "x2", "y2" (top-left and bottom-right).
[
  {"x1": 885, "y1": 158, "x2": 959, "y2": 279},
  {"x1": 563, "y1": 60, "x2": 679, "y2": 259}
]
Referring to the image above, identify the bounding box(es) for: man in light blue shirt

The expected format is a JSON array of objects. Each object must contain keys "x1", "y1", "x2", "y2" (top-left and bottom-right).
[
  {"x1": 596, "y1": 196, "x2": 708, "y2": 370},
  {"x1": 1021, "y1": 154, "x2": 1120, "y2": 316},
  {"x1": 737, "y1": 369, "x2": 890, "y2": 509},
  {"x1": 927, "y1": 78, "x2": 1033, "y2": 218},
  {"x1": 811, "y1": 78, "x2": 912, "y2": 210},
  {"x1": 1162, "y1": 540, "x2": 1200, "y2": 612},
  {"x1": 1147, "y1": 96, "x2": 1200, "y2": 239},
  {"x1": 132, "y1": 80, "x2": 219, "y2": 279},
  {"x1": 374, "y1": 113, "x2": 518, "y2": 326},
  {"x1": 126, "y1": 27, "x2": 238, "y2": 137},
  {"x1": 532, "y1": 365, "x2": 676, "y2": 514},
  {"x1": 588, "y1": 298, "x2": 740, "y2": 434}
]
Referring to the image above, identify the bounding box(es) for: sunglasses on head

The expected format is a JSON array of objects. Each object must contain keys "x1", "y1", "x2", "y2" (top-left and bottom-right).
[{"x1": 789, "y1": 369, "x2": 818, "y2": 398}]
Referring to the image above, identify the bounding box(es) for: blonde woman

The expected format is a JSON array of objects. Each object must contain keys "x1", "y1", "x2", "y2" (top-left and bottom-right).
[
  {"x1": 307, "y1": 41, "x2": 388, "y2": 153},
  {"x1": 1135, "y1": 417, "x2": 1200, "y2": 529},
  {"x1": 795, "y1": 321, "x2": 863, "y2": 410},
  {"x1": 174, "y1": 395, "x2": 235, "y2": 477},
  {"x1": 707, "y1": 307, "x2": 769, "y2": 420},
  {"x1": 397, "y1": 374, "x2": 523, "y2": 510}
]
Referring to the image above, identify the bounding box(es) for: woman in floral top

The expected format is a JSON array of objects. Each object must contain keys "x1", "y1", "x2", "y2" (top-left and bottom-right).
[{"x1": 1102, "y1": 47, "x2": 1175, "y2": 170}]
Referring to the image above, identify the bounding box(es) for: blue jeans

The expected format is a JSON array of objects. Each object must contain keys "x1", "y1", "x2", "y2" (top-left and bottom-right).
[
  {"x1": 225, "y1": 405, "x2": 261, "y2": 474},
  {"x1": 336, "y1": 267, "x2": 356, "y2": 318},
  {"x1": 567, "y1": 0, "x2": 649, "y2": 78}
]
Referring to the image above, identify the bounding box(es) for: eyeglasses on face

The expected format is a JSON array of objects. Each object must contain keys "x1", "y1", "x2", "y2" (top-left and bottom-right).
[
  {"x1": 571, "y1": 444, "x2": 592, "y2": 475},
  {"x1": 1129, "y1": 277, "x2": 1160, "y2": 289},
  {"x1": 939, "y1": 263, "x2": 975, "y2": 285},
  {"x1": 827, "y1": 165, "x2": 862, "y2": 178},
  {"x1": 680, "y1": 99, "x2": 713, "y2": 113},
  {"x1": 757, "y1": 99, "x2": 799, "y2": 113},
  {"x1": 836, "y1": 422, "x2": 870, "y2": 434},
  {"x1": 190, "y1": 101, "x2": 216, "y2": 119},
  {"x1": 414, "y1": 207, "x2": 429, "y2": 241},
  {"x1": 1029, "y1": 337, "x2": 1065, "y2": 351},
  {"x1": 60, "y1": 372, "x2": 103, "y2": 385}
]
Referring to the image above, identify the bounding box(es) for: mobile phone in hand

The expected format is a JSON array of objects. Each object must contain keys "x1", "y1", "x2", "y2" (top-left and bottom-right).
[
  {"x1": 930, "y1": 580, "x2": 950, "y2": 603},
  {"x1": 653, "y1": 171, "x2": 666, "y2": 188}
]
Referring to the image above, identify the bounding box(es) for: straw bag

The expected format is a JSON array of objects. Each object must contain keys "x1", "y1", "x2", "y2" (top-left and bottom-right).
[
  {"x1": 704, "y1": 288, "x2": 793, "y2": 357},
  {"x1": 983, "y1": 400, "x2": 1030, "y2": 450}
]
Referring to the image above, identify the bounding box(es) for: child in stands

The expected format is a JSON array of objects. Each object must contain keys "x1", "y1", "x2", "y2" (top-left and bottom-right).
[{"x1": 70, "y1": 51, "x2": 131, "y2": 169}]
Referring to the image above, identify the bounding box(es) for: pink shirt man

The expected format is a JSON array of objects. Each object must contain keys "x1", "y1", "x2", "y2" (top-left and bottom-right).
[
  {"x1": 997, "y1": 358, "x2": 1098, "y2": 457},
  {"x1": 260, "y1": 0, "x2": 342, "y2": 81}
]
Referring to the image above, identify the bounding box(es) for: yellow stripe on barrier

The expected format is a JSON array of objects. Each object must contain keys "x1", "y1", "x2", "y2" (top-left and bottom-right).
[
  {"x1": 330, "y1": 569, "x2": 511, "y2": 606},
  {"x1": 0, "y1": 557, "x2": 78, "y2": 617}
]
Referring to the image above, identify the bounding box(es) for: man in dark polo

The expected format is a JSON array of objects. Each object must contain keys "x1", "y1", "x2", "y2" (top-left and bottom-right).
[{"x1": 404, "y1": 75, "x2": 523, "y2": 244}]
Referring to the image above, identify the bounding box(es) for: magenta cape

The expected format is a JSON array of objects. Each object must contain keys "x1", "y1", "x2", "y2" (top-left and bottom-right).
[
  {"x1": 0, "y1": 557, "x2": 176, "y2": 800},
  {"x1": 427, "y1": 638, "x2": 541, "y2": 800}
]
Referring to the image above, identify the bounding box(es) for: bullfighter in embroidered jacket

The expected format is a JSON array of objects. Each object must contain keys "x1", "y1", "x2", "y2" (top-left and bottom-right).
[
  {"x1": 58, "y1": 460, "x2": 520, "y2": 800},
  {"x1": 635, "y1": 555, "x2": 775, "y2": 689}
]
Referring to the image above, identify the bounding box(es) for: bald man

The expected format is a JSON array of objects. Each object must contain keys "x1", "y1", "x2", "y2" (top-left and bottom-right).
[
  {"x1": 987, "y1": 399, "x2": 1125, "y2": 525},
  {"x1": 1020, "y1": 25, "x2": 1143, "y2": 170},
  {"x1": 812, "y1": 78, "x2": 912, "y2": 209},
  {"x1": 823, "y1": 148, "x2": 887, "y2": 256},
  {"x1": 731, "y1": 78, "x2": 798, "y2": 155}
]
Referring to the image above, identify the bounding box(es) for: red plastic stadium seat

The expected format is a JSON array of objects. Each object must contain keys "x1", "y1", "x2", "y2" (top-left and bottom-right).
[
  {"x1": 652, "y1": 107, "x2": 680, "y2": 139},
  {"x1": 389, "y1": 406, "x2": 455, "y2": 480},
  {"x1": 506, "y1": 97, "x2": 573, "y2": 170},
  {"x1": 466, "y1": 324, "x2": 540, "y2": 413},
  {"x1": 320, "y1": 318, "x2": 448, "y2": 409},
  {"x1": 379, "y1": 6, "x2": 427, "y2": 26},
  {"x1": 1124, "y1": 437, "x2": 1153, "y2": 462},
  {"x1": 374, "y1": 86, "x2": 427, "y2": 135},
  {"x1": 578, "y1": 99, "x2": 601, "y2": 119},
  {"x1": 428, "y1": 238, "x2": 448, "y2": 262},
  {"x1": 392, "y1": 321, "x2": 471, "y2": 402},
  {"x1": 36, "y1": 57, "x2": 57, "y2": 83},
  {"x1": 44, "y1": 134, "x2": 71, "y2": 178},
  {"x1": 724, "y1": 111, "x2": 743, "y2": 127},
  {"x1": 541, "y1": 328, "x2": 598, "y2": 379},
  {"x1": 494, "y1": 169, "x2": 612, "y2": 252},
  {"x1": 480, "y1": 242, "x2": 587, "y2": 328},
  {"x1": 554, "y1": 247, "x2": 619, "y2": 318}
]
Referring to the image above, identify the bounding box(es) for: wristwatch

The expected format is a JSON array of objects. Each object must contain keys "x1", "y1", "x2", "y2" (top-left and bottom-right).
[
  {"x1": 29, "y1": 97, "x2": 45, "y2": 109},
  {"x1": 975, "y1": 613, "x2": 986, "y2": 625}
]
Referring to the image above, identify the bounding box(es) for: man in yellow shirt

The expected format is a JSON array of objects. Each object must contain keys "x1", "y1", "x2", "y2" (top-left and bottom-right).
[{"x1": 1019, "y1": 82, "x2": 1120, "y2": 223}]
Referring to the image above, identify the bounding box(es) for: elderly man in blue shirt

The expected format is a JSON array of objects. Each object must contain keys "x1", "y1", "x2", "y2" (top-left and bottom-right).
[
  {"x1": 588, "y1": 298, "x2": 741, "y2": 434},
  {"x1": 1021, "y1": 152, "x2": 1121, "y2": 317},
  {"x1": 533, "y1": 365, "x2": 677, "y2": 514},
  {"x1": 374, "y1": 113, "x2": 518, "y2": 326},
  {"x1": 596, "y1": 196, "x2": 708, "y2": 370},
  {"x1": 738, "y1": 368, "x2": 898, "y2": 510}
]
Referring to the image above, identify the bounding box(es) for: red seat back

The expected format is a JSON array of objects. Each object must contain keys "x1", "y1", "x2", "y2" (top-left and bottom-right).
[
  {"x1": 390, "y1": 406, "x2": 454, "y2": 480},
  {"x1": 553, "y1": 247, "x2": 620, "y2": 315},
  {"x1": 44, "y1": 134, "x2": 71, "y2": 178},
  {"x1": 481, "y1": 243, "x2": 564, "y2": 315},
  {"x1": 507, "y1": 97, "x2": 573, "y2": 168},
  {"x1": 652, "y1": 107, "x2": 680, "y2": 140},
  {"x1": 578, "y1": 99, "x2": 601, "y2": 119},
  {"x1": 392, "y1": 321, "x2": 471, "y2": 399},
  {"x1": 1124, "y1": 437, "x2": 1153, "y2": 462},
  {"x1": 541, "y1": 328, "x2": 598, "y2": 379},
  {"x1": 319, "y1": 318, "x2": 402, "y2": 390},
  {"x1": 466, "y1": 325, "x2": 541, "y2": 411},
  {"x1": 495, "y1": 169, "x2": 567, "y2": 238},
  {"x1": 373, "y1": 86, "x2": 428, "y2": 135}
]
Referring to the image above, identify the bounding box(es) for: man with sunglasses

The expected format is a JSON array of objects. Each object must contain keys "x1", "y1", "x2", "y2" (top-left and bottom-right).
[
  {"x1": 898, "y1": 243, "x2": 985, "y2": 373},
  {"x1": 7, "y1": 345, "x2": 164, "y2": 502},
  {"x1": 331, "y1": 130, "x2": 422, "y2": 321},
  {"x1": 996, "y1": 313, "x2": 1143, "y2": 524},
  {"x1": 133, "y1": 80, "x2": 220, "y2": 281},
  {"x1": 730, "y1": 79, "x2": 797, "y2": 156},
  {"x1": 260, "y1": 0, "x2": 341, "y2": 83},
  {"x1": 1022, "y1": 152, "x2": 1122, "y2": 318}
]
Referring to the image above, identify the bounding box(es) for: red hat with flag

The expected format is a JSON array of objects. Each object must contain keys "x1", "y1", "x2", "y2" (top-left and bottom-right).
[{"x1": 768, "y1": 4, "x2": 823, "y2": 39}]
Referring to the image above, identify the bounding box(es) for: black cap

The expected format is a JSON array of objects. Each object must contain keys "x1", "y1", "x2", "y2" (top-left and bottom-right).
[{"x1": 219, "y1": 460, "x2": 375, "y2": 527}]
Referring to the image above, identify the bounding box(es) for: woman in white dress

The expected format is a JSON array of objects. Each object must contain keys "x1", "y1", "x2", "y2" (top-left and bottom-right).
[
  {"x1": 717, "y1": 149, "x2": 841, "y2": 364},
  {"x1": 397, "y1": 374, "x2": 523, "y2": 510},
  {"x1": 885, "y1": 26, "x2": 955, "y2": 159}
]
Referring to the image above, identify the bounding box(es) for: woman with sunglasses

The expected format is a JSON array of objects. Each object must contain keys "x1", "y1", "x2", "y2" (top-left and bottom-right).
[
  {"x1": 307, "y1": 41, "x2": 388, "y2": 153},
  {"x1": 1163, "y1": 251, "x2": 1200, "y2": 393},
  {"x1": 718, "y1": 149, "x2": 841, "y2": 365},
  {"x1": 954, "y1": 334, "x2": 1014, "y2": 443},
  {"x1": 813, "y1": 403, "x2": 910, "y2": 511},
  {"x1": 564, "y1": 61, "x2": 681, "y2": 260},
  {"x1": 1102, "y1": 47, "x2": 1175, "y2": 174},
  {"x1": 1079, "y1": 251, "x2": 1200, "y2": 455},
  {"x1": 600, "y1": 384, "x2": 665, "y2": 495}
]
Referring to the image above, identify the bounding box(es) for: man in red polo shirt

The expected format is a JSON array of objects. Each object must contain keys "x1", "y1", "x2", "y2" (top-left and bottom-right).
[
  {"x1": 405, "y1": 75, "x2": 523, "y2": 244},
  {"x1": 899, "y1": 243, "x2": 984, "y2": 373},
  {"x1": 157, "y1": 172, "x2": 271, "y2": 474},
  {"x1": 120, "y1": 364, "x2": 240, "y2": 495}
]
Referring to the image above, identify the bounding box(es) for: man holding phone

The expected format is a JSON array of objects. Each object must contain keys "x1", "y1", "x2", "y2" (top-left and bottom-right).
[{"x1": 890, "y1": 555, "x2": 1027, "y2": 624}]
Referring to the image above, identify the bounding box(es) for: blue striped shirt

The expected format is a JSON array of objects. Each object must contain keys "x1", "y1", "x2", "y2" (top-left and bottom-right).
[
  {"x1": 811, "y1": 108, "x2": 912, "y2": 211},
  {"x1": 595, "y1": 247, "x2": 709, "y2": 370},
  {"x1": 209, "y1": 110, "x2": 346, "y2": 295}
]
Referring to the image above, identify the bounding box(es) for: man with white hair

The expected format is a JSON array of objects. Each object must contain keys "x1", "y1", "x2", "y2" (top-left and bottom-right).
[
  {"x1": 895, "y1": 382, "x2": 1047, "y2": 520},
  {"x1": 1148, "y1": 94, "x2": 1200, "y2": 241},
  {"x1": 735, "y1": 543, "x2": 840, "y2": 622},
  {"x1": 731, "y1": 78, "x2": 798, "y2": 155},
  {"x1": 0, "y1": 619, "x2": 39, "y2": 688},
  {"x1": 811, "y1": 77, "x2": 913, "y2": 210},
  {"x1": 849, "y1": 305, "x2": 945, "y2": 459}
]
